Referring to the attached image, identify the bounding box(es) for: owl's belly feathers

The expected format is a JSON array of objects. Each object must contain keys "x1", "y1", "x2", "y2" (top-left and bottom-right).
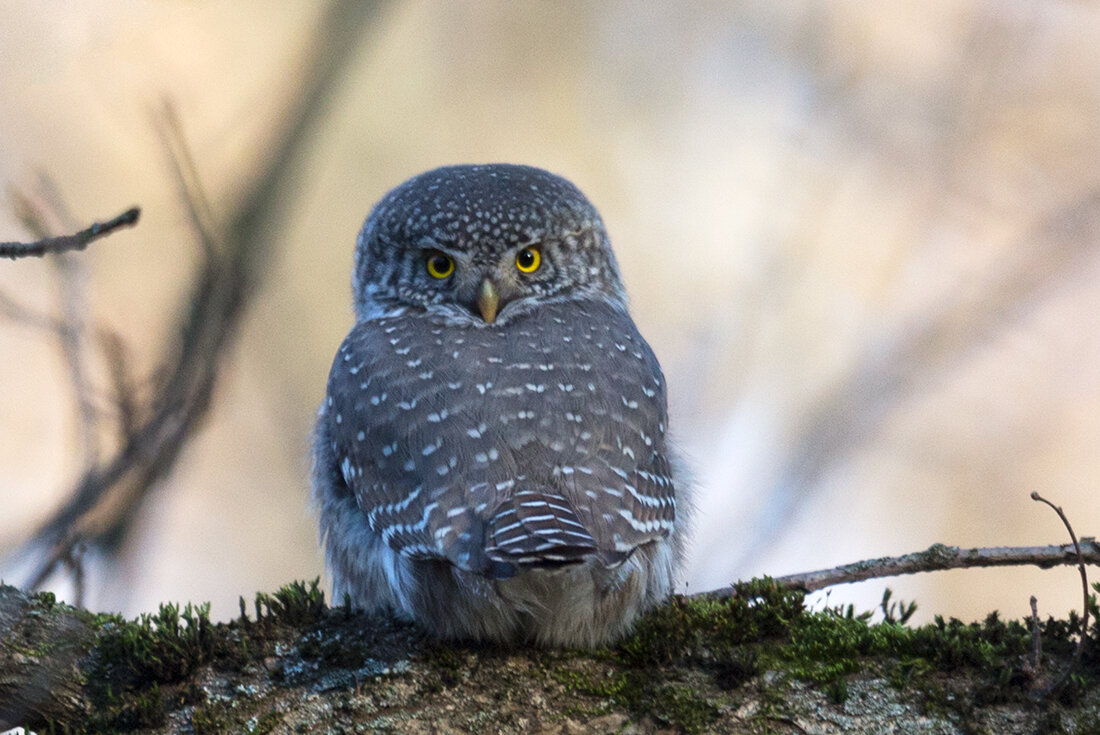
[{"x1": 325, "y1": 299, "x2": 674, "y2": 578}]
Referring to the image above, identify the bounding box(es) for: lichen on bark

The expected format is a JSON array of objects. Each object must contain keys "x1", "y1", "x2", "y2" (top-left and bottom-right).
[{"x1": 1, "y1": 579, "x2": 1098, "y2": 734}]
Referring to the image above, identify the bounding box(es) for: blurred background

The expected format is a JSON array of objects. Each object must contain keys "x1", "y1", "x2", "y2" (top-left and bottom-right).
[{"x1": 1, "y1": 1, "x2": 1099, "y2": 625}]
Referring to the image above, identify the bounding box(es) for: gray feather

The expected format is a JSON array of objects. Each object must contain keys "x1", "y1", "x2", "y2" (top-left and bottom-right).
[{"x1": 313, "y1": 164, "x2": 690, "y2": 646}]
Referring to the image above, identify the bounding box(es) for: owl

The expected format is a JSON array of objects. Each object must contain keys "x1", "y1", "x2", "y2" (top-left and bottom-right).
[{"x1": 313, "y1": 164, "x2": 688, "y2": 647}]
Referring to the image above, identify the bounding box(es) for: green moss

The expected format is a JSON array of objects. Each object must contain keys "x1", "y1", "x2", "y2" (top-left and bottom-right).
[
  {"x1": 91, "y1": 601, "x2": 216, "y2": 690},
  {"x1": 548, "y1": 579, "x2": 1100, "y2": 731},
  {"x1": 618, "y1": 578, "x2": 804, "y2": 667},
  {"x1": 250, "y1": 578, "x2": 326, "y2": 627},
  {"x1": 645, "y1": 682, "x2": 720, "y2": 732},
  {"x1": 75, "y1": 580, "x2": 331, "y2": 733},
  {"x1": 783, "y1": 609, "x2": 870, "y2": 683},
  {"x1": 82, "y1": 684, "x2": 168, "y2": 732},
  {"x1": 191, "y1": 700, "x2": 283, "y2": 735},
  {"x1": 34, "y1": 590, "x2": 58, "y2": 610},
  {"x1": 80, "y1": 602, "x2": 215, "y2": 732},
  {"x1": 551, "y1": 666, "x2": 719, "y2": 734},
  {"x1": 421, "y1": 643, "x2": 467, "y2": 691},
  {"x1": 26, "y1": 576, "x2": 1100, "y2": 733},
  {"x1": 553, "y1": 578, "x2": 803, "y2": 731}
]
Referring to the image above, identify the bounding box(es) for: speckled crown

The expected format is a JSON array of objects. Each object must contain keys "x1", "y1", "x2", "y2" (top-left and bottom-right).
[{"x1": 361, "y1": 164, "x2": 604, "y2": 255}]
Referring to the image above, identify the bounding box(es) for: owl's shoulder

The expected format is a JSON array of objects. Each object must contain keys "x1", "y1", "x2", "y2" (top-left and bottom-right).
[{"x1": 327, "y1": 299, "x2": 664, "y2": 403}]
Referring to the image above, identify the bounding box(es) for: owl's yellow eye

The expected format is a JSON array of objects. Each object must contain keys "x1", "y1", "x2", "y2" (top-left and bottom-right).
[
  {"x1": 516, "y1": 246, "x2": 541, "y2": 274},
  {"x1": 425, "y1": 253, "x2": 455, "y2": 279}
]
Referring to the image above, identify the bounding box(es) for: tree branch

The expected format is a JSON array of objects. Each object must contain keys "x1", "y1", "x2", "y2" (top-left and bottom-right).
[
  {"x1": 6, "y1": 0, "x2": 387, "y2": 595},
  {"x1": 1030, "y1": 491, "x2": 1090, "y2": 697},
  {"x1": 2, "y1": 577, "x2": 1098, "y2": 734},
  {"x1": 0, "y1": 207, "x2": 139, "y2": 260},
  {"x1": 695, "y1": 539, "x2": 1100, "y2": 598},
  {"x1": 13, "y1": 180, "x2": 105, "y2": 475}
]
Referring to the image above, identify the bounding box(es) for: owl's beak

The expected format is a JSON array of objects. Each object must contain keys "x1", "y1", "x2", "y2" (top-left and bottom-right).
[{"x1": 476, "y1": 278, "x2": 500, "y2": 324}]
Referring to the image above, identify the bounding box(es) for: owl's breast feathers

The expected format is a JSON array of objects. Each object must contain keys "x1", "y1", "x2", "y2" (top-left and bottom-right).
[{"x1": 325, "y1": 299, "x2": 674, "y2": 578}]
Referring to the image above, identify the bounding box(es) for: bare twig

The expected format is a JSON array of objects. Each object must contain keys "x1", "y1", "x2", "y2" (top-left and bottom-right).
[
  {"x1": 8, "y1": 0, "x2": 386, "y2": 593},
  {"x1": 54, "y1": 252, "x2": 99, "y2": 470},
  {"x1": 1027, "y1": 595, "x2": 1042, "y2": 682},
  {"x1": 0, "y1": 291, "x2": 148, "y2": 436},
  {"x1": 155, "y1": 104, "x2": 222, "y2": 258},
  {"x1": 64, "y1": 542, "x2": 86, "y2": 609},
  {"x1": 1030, "y1": 491, "x2": 1089, "y2": 697},
  {"x1": 0, "y1": 207, "x2": 139, "y2": 260},
  {"x1": 694, "y1": 539, "x2": 1100, "y2": 599},
  {"x1": 9, "y1": 182, "x2": 77, "y2": 239},
  {"x1": 12, "y1": 182, "x2": 103, "y2": 470}
]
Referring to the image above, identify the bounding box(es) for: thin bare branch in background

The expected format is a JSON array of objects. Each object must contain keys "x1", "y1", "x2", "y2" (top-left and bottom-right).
[
  {"x1": 36, "y1": 177, "x2": 102, "y2": 472},
  {"x1": 3, "y1": 0, "x2": 388, "y2": 598},
  {"x1": 0, "y1": 206, "x2": 139, "y2": 260},
  {"x1": 154, "y1": 106, "x2": 222, "y2": 260},
  {"x1": 0, "y1": 289, "x2": 68, "y2": 333},
  {"x1": 696, "y1": 538, "x2": 1100, "y2": 599},
  {"x1": 12, "y1": 181, "x2": 104, "y2": 471},
  {"x1": 0, "y1": 285, "x2": 150, "y2": 444},
  {"x1": 63, "y1": 541, "x2": 86, "y2": 609},
  {"x1": 720, "y1": 7, "x2": 1100, "y2": 572},
  {"x1": 100, "y1": 329, "x2": 141, "y2": 443}
]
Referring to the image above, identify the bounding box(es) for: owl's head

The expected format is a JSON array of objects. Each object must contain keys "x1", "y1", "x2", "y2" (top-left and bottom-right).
[{"x1": 352, "y1": 164, "x2": 628, "y2": 325}]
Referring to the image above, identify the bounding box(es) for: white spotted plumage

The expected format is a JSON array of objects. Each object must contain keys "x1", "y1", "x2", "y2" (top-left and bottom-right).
[{"x1": 313, "y1": 164, "x2": 690, "y2": 646}]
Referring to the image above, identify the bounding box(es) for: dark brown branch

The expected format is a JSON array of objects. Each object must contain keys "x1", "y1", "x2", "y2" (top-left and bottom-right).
[
  {"x1": 0, "y1": 207, "x2": 139, "y2": 260},
  {"x1": 695, "y1": 540, "x2": 1100, "y2": 599}
]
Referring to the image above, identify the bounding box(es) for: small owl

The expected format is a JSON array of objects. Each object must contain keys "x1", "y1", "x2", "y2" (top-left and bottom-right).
[{"x1": 313, "y1": 164, "x2": 688, "y2": 646}]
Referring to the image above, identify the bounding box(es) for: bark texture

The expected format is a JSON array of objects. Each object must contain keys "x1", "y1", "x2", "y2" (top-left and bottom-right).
[{"x1": 1, "y1": 581, "x2": 1097, "y2": 734}]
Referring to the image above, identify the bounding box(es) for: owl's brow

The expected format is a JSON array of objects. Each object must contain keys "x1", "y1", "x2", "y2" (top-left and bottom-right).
[{"x1": 406, "y1": 225, "x2": 600, "y2": 256}]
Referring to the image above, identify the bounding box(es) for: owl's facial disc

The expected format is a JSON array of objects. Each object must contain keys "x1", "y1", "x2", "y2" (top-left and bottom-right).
[{"x1": 352, "y1": 164, "x2": 632, "y2": 324}]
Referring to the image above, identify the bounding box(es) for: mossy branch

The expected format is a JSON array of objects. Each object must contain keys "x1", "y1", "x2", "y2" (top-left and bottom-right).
[{"x1": 2, "y1": 578, "x2": 1098, "y2": 734}]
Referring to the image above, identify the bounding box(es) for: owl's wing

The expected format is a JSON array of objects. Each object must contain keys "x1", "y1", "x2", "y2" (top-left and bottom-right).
[
  {"x1": 572, "y1": 452, "x2": 676, "y2": 550},
  {"x1": 483, "y1": 323, "x2": 677, "y2": 572},
  {"x1": 479, "y1": 455, "x2": 675, "y2": 576},
  {"x1": 324, "y1": 321, "x2": 525, "y2": 577},
  {"x1": 335, "y1": 458, "x2": 630, "y2": 578}
]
